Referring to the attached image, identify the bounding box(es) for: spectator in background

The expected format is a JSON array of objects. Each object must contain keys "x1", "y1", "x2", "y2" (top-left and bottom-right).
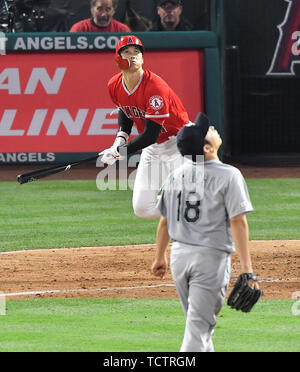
[
  {"x1": 70, "y1": 0, "x2": 131, "y2": 32},
  {"x1": 150, "y1": 0, "x2": 194, "y2": 31}
]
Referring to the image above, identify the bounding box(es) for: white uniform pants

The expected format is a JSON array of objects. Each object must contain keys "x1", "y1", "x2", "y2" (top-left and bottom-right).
[
  {"x1": 132, "y1": 136, "x2": 182, "y2": 219},
  {"x1": 170, "y1": 242, "x2": 231, "y2": 352}
]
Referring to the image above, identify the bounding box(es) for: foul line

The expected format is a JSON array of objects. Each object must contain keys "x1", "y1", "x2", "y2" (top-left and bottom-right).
[
  {"x1": 1, "y1": 277, "x2": 299, "y2": 298},
  {"x1": 0, "y1": 283, "x2": 176, "y2": 298},
  {"x1": 0, "y1": 244, "x2": 298, "y2": 298}
]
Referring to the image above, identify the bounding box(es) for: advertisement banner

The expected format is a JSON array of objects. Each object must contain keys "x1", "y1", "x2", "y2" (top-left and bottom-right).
[
  {"x1": 267, "y1": 0, "x2": 300, "y2": 75},
  {"x1": 0, "y1": 50, "x2": 204, "y2": 162}
]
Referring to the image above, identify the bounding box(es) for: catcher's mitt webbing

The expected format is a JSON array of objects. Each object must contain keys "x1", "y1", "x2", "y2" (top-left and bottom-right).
[{"x1": 227, "y1": 273, "x2": 263, "y2": 313}]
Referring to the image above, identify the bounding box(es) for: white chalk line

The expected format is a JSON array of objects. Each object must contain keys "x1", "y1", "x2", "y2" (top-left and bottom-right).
[
  {"x1": 231, "y1": 276, "x2": 300, "y2": 283},
  {"x1": 0, "y1": 283, "x2": 175, "y2": 298},
  {"x1": 1, "y1": 278, "x2": 299, "y2": 298},
  {"x1": 258, "y1": 278, "x2": 300, "y2": 283},
  {"x1": 0, "y1": 244, "x2": 298, "y2": 298}
]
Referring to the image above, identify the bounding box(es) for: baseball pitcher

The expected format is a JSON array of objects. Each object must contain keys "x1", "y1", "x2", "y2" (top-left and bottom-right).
[{"x1": 151, "y1": 114, "x2": 263, "y2": 352}]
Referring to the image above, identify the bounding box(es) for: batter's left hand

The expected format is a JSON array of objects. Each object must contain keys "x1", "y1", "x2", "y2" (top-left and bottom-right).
[{"x1": 101, "y1": 147, "x2": 123, "y2": 165}]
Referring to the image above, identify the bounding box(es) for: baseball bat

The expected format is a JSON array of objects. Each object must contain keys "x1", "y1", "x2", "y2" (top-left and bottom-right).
[{"x1": 17, "y1": 152, "x2": 104, "y2": 184}]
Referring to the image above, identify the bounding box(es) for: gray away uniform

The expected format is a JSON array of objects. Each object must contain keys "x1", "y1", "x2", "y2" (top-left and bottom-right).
[{"x1": 157, "y1": 159, "x2": 253, "y2": 352}]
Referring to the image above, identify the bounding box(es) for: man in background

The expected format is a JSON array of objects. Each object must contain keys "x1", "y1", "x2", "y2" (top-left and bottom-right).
[
  {"x1": 70, "y1": 0, "x2": 130, "y2": 32},
  {"x1": 150, "y1": 0, "x2": 193, "y2": 31}
]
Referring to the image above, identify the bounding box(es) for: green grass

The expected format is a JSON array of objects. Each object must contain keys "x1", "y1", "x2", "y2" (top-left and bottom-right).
[
  {"x1": 0, "y1": 180, "x2": 158, "y2": 251},
  {"x1": 0, "y1": 298, "x2": 298, "y2": 352},
  {"x1": 0, "y1": 298, "x2": 183, "y2": 352},
  {"x1": 246, "y1": 179, "x2": 300, "y2": 240},
  {"x1": 0, "y1": 178, "x2": 300, "y2": 252},
  {"x1": 215, "y1": 299, "x2": 300, "y2": 352}
]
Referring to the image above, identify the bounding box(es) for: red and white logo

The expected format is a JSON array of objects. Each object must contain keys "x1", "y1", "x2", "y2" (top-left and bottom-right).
[
  {"x1": 267, "y1": 0, "x2": 300, "y2": 75},
  {"x1": 149, "y1": 95, "x2": 164, "y2": 111}
]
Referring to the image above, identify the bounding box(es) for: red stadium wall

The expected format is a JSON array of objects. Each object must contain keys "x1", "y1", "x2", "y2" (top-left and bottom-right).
[{"x1": 0, "y1": 50, "x2": 204, "y2": 158}]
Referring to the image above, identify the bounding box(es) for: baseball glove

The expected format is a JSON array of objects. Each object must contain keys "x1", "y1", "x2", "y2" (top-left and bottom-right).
[{"x1": 227, "y1": 273, "x2": 263, "y2": 313}]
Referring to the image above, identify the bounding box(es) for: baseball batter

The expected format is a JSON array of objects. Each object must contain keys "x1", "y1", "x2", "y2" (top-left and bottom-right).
[
  {"x1": 101, "y1": 35, "x2": 189, "y2": 219},
  {"x1": 151, "y1": 114, "x2": 260, "y2": 352}
]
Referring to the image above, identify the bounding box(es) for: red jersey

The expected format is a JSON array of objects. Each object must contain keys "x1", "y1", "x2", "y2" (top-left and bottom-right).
[
  {"x1": 108, "y1": 69, "x2": 189, "y2": 144},
  {"x1": 70, "y1": 18, "x2": 131, "y2": 33}
]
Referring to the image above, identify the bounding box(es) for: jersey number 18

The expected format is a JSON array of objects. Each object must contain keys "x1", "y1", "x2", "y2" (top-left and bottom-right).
[{"x1": 177, "y1": 191, "x2": 201, "y2": 223}]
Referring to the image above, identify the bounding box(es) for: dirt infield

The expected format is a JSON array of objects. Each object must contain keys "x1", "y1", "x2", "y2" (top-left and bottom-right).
[
  {"x1": 0, "y1": 241, "x2": 299, "y2": 301},
  {"x1": 0, "y1": 165, "x2": 299, "y2": 301}
]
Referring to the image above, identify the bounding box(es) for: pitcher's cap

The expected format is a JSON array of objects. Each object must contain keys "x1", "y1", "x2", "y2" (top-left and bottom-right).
[{"x1": 176, "y1": 113, "x2": 210, "y2": 157}]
